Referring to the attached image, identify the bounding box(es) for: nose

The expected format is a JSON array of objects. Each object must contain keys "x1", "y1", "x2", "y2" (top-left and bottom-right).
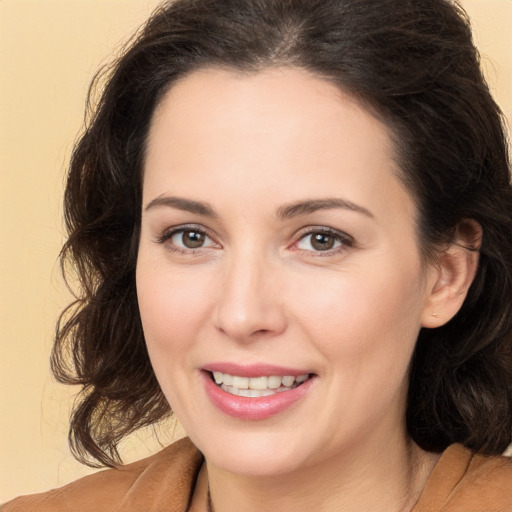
[{"x1": 213, "y1": 251, "x2": 288, "y2": 343}]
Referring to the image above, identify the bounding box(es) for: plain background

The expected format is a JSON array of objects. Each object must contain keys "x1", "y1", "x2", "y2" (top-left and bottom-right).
[{"x1": 1, "y1": 0, "x2": 511, "y2": 502}]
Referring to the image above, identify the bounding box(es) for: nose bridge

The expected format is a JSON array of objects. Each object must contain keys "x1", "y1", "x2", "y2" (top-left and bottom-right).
[{"x1": 213, "y1": 241, "x2": 286, "y2": 342}]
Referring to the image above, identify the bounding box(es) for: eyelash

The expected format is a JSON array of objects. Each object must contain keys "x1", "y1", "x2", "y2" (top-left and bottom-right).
[
  {"x1": 155, "y1": 224, "x2": 354, "y2": 256},
  {"x1": 291, "y1": 227, "x2": 354, "y2": 256},
  {"x1": 156, "y1": 224, "x2": 218, "y2": 255}
]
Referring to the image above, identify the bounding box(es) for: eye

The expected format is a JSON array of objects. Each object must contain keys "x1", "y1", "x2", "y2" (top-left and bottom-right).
[
  {"x1": 157, "y1": 226, "x2": 218, "y2": 252},
  {"x1": 171, "y1": 229, "x2": 210, "y2": 249},
  {"x1": 294, "y1": 228, "x2": 352, "y2": 253}
]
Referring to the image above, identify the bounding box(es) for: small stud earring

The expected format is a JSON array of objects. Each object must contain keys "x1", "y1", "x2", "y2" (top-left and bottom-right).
[{"x1": 432, "y1": 312, "x2": 440, "y2": 318}]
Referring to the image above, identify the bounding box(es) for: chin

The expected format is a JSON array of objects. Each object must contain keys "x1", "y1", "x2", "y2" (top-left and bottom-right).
[{"x1": 189, "y1": 427, "x2": 310, "y2": 477}]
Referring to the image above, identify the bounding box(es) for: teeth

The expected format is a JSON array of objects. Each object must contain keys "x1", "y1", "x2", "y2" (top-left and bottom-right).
[
  {"x1": 221, "y1": 384, "x2": 239, "y2": 395},
  {"x1": 239, "y1": 388, "x2": 275, "y2": 397},
  {"x1": 249, "y1": 376, "x2": 268, "y2": 390},
  {"x1": 282, "y1": 376, "x2": 295, "y2": 387},
  {"x1": 221, "y1": 384, "x2": 287, "y2": 398},
  {"x1": 212, "y1": 371, "x2": 310, "y2": 396},
  {"x1": 232, "y1": 376, "x2": 249, "y2": 389},
  {"x1": 267, "y1": 376, "x2": 281, "y2": 389}
]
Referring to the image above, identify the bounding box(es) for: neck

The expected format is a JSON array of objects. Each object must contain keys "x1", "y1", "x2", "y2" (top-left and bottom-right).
[{"x1": 202, "y1": 431, "x2": 439, "y2": 512}]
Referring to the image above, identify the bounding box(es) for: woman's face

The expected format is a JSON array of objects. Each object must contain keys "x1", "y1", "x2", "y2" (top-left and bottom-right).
[{"x1": 137, "y1": 67, "x2": 438, "y2": 476}]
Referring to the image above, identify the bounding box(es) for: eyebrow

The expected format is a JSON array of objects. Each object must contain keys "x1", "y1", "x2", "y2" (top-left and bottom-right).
[
  {"x1": 144, "y1": 196, "x2": 217, "y2": 217},
  {"x1": 277, "y1": 198, "x2": 374, "y2": 219},
  {"x1": 144, "y1": 195, "x2": 373, "y2": 220}
]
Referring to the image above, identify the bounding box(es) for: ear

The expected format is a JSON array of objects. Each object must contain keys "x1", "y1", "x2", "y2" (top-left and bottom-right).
[{"x1": 421, "y1": 219, "x2": 482, "y2": 328}]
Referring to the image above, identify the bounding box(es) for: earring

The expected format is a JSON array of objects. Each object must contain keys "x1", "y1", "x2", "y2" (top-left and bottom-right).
[{"x1": 431, "y1": 312, "x2": 440, "y2": 318}]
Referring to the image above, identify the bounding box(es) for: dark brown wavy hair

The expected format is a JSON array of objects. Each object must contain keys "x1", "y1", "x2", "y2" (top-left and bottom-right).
[{"x1": 52, "y1": 0, "x2": 512, "y2": 467}]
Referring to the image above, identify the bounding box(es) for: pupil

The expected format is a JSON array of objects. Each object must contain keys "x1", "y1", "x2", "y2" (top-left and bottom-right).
[
  {"x1": 312, "y1": 233, "x2": 334, "y2": 251},
  {"x1": 183, "y1": 231, "x2": 205, "y2": 248}
]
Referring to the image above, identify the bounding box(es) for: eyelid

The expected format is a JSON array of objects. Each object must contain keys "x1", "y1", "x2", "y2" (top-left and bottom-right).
[
  {"x1": 290, "y1": 226, "x2": 354, "y2": 254},
  {"x1": 154, "y1": 223, "x2": 353, "y2": 255},
  {"x1": 155, "y1": 223, "x2": 221, "y2": 250}
]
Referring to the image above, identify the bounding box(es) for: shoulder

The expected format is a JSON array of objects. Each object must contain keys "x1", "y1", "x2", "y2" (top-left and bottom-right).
[
  {"x1": 414, "y1": 444, "x2": 512, "y2": 512},
  {"x1": 1, "y1": 437, "x2": 203, "y2": 512}
]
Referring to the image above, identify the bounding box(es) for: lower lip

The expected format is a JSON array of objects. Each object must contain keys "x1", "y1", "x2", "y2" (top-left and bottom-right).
[{"x1": 202, "y1": 372, "x2": 316, "y2": 420}]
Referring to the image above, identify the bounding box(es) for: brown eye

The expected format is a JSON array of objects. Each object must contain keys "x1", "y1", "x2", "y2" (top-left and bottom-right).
[
  {"x1": 311, "y1": 233, "x2": 335, "y2": 251},
  {"x1": 165, "y1": 228, "x2": 216, "y2": 251},
  {"x1": 296, "y1": 230, "x2": 348, "y2": 253},
  {"x1": 179, "y1": 230, "x2": 205, "y2": 248}
]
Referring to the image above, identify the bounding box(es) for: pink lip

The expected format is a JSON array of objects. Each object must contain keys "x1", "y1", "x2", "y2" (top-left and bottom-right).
[
  {"x1": 202, "y1": 371, "x2": 316, "y2": 421},
  {"x1": 203, "y1": 362, "x2": 311, "y2": 378}
]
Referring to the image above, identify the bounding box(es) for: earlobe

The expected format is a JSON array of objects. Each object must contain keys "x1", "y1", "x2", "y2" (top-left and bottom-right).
[{"x1": 421, "y1": 220, "x2": 482, "y2": 328}]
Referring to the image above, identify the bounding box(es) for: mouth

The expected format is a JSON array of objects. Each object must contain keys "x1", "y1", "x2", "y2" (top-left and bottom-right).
[
  {"x1": 202, "y1": 366, "x2": 317, "y2": 420},
  {"x1": 208, "y1": 371, "x2": 313, "y2": 398}
]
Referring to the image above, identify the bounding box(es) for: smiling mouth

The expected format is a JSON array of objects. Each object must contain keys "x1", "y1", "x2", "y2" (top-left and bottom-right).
[{"x1": 209, "y1": 371, "x2": 313, "y2": 398}]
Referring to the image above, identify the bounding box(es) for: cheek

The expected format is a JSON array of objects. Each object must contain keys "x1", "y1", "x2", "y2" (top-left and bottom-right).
[
  {"x1": 136, "y1": 258, "x2": 215, "y2": 357},
  {"x1": 136, "y1": 258, "x2": 218, "y2": 419},
  {"x1": 288, "y1": 259, "x2": 425, "y2": 367}
]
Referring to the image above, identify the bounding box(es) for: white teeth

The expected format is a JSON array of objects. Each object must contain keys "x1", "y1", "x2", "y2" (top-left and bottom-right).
[
  {"x1": 224, "y1": 386, "x2": 283, "y2": 398},
  {"x1": 281, "y1": 376, "x2": 295, "y2": 387},
  {"x1": 249, "y1": 376, "x2": 268, "y2": 390},
  {"x1": 221, "y1": 384, "x2": 239, "y2": 395},
  {"x1": 267, "y1": 376, "x2": 282, "y2": 389},
  {"x1": 232, "y1": 376, "x2": 249, "y2": 389},
  {"x1": 238, "y1": 388, "x2": 275, "y2": 397},
  {"x1": 212, "y1": 371, "x2": 310, "y2": 396}
]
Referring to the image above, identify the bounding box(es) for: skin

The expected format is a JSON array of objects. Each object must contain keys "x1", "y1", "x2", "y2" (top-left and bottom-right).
[{"x1": 136, "y1": 67, "x2": 478, "y2": 511}]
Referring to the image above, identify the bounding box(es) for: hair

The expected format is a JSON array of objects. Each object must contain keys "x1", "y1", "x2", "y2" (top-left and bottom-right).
[{"x1": 52, "y1": 0, "x2": 512, "y2": 468}]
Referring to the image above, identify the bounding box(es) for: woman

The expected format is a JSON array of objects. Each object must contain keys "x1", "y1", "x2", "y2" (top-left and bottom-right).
[{"x1": 3, "y1": 0, "x2": 512, "y2": 510}]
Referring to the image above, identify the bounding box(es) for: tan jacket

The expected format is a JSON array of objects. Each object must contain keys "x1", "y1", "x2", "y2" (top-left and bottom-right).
[{"x1": 3, "y1": 438, "x2": 512, "y2": 511}]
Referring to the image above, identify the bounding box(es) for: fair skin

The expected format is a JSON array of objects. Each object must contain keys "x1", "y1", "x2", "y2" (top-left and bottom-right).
[{"x1": 136, "y1": 67, "x2": 479, "y2": 512}]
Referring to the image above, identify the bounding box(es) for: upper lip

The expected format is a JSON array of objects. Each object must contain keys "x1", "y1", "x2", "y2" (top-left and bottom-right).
[{"x1": 202, "y1": 362, "x2": 313, "y2": 378}]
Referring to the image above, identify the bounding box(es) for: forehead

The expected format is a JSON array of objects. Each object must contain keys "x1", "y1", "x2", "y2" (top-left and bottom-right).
[
  {"x1": 147, "y1": 67, "x2": 392, "y2": 159},
  {"x1": 143, "y1": 67, "x2": 414, "y2": 223}
]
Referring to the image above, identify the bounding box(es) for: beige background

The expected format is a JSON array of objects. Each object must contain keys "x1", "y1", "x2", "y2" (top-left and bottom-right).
[{"x1": 1, "y1": 0, "x2": 511, "y2": 503}]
